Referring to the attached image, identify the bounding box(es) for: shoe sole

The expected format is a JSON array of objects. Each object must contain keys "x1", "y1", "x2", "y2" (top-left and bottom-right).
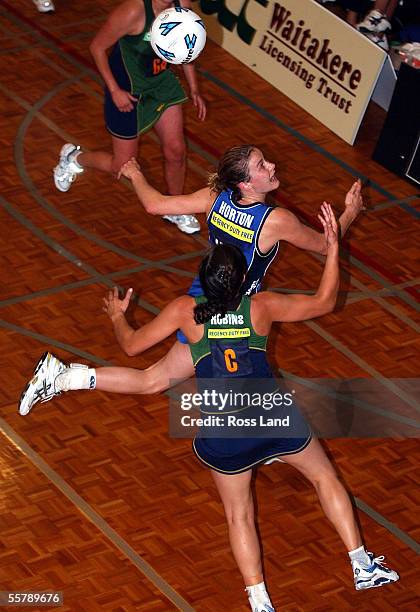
[
  {"x1": 53, "y1": 173, "x2": 71, "y2": 192},
  {"x1": 53, "y1": 178, "x2": 72, "y2": 192},
  {"x1": 162, "y1": 217, "x2": 201, "y2": 234},
  {"x1": 356, "y1": 577, "x2": 398, "y2": 589},
  {"x1": 355, "y1": 572, "x2": 399, "y2": 590},
  {"x1": 18, "y1": 352, "x2": 50, "y2": 415}
]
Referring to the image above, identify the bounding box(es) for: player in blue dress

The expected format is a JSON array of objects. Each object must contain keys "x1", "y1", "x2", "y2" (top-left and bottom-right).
[
  {"x1": 114, "y1": 144, "x2": 364, "y2": 376},
  {"x1": 19, "y1": 205, "x2": 398, "y2": 610}
]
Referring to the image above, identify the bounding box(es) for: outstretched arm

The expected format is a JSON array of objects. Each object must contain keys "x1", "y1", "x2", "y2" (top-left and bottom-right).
[
  {"x1": 119, "y1": 158, "x2": 213, "y2": 215},
  {"x1": 103, "y1": 288, "x2": 192, "y2": 356},
  {"x1": 258, "y1": 203, "x2": 340, "y2": 323},
  {"x1": 259, "y1": 179, "x2": 364, "y2": 255}
]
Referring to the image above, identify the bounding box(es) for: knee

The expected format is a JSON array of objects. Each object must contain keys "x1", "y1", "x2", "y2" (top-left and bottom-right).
[
  {"x1": 312, "y1": 468, "x2": 341, "y2": 491},
  {"x1": 140, "y1": 367, "x2": 169, "y2": 395},
  {"x1": 162, "y1": 141, "x2": 185, "y2": 165},
  {"x1": 224, "y1": 501, "x2": 255, "y2": 527}
]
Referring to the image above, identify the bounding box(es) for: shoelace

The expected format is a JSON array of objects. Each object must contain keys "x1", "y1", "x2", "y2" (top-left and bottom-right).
[{"x1": 370, "y1": 554, "x2": 387, "y2": 568}]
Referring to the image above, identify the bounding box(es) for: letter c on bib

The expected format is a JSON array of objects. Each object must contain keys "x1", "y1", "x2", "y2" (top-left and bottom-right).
[{"x1": 224, "y1": 348, "x2": 238, "y2": 373}]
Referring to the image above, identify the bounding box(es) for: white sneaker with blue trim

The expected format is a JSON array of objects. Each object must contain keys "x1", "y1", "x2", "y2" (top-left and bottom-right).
[
  {"x1": 352, "y1": 552, "x2": 399, "y2": 590},
  {"x1": 162, "y1": 214, "x2": 201, "y2": 234},
  {"x1": 53, "y1": 143, "x2": 84, "y2": 192},
  {"x1": 19, "y1": 352, "x2": 66, "y2": 416}
]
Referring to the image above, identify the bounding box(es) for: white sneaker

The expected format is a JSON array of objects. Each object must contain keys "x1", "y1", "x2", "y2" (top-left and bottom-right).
[
  {"x1": 352, "y1": 552, "x2": 399, "y2": 590},
  {"x1": 162, "y1": 214, "x2": 201, "y2": 234},
  {"x1": 19, "y1": 352, "x2": 66, "y2": 416},
  {"x1": 33, "y1": 0, "x2": 55, "y2": 13},
  {"x1": 364, "y1": 31, "x2": 389, "y2": 51},
  {"x1": 357, "y1": 10, "x2": 391, "y2": 33},
  {"x1": 246, "y1": 583, "x2": 275, "y2": 612},
  {"x1": 53, "y1": 143, "x2": 84, "y2": 192}
]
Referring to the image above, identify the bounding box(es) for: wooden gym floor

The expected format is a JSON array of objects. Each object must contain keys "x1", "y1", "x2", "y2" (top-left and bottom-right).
[{"x1": 0, "y1": 1, "x2": 419, "y2": 610}]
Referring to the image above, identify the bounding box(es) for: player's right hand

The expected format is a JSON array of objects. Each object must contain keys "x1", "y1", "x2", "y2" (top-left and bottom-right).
[
  {"x1": 111, "y1": 88, "x2": 138, "y2": 112},
  {"x1": 103, "y1": 287, "x2": 133, "y2": 322},
  {"x1": 118, "y1": 158, "x2": 141, "y2": 181}
]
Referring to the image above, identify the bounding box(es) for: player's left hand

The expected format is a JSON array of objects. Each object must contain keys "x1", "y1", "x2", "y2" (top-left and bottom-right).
[
  {"x1": 344, "y1": 179, "x2": 365, "y2": 218},
  {"x1": 103, "y1": 287, "x2": 133, "y2": 322},
  {"x1": 318, "y1": 202, "x2": 338, "y2": 250},
  {"x1": 191, "y1": 92, "x2": 206, "y2": 121}
]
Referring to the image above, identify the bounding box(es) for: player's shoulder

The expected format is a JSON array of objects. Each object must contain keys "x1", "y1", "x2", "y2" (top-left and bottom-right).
[{"x1": 114, "y1": 0, "x2": 144, "y2": 19}]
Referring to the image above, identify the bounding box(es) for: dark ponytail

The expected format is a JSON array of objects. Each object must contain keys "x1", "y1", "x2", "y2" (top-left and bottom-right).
[
  {"x1": 208, "y1": 144, "x2": 255, "y2": 202},
  {"x1": 194, "y1": 245, "x2": 247, "y2": 324}
]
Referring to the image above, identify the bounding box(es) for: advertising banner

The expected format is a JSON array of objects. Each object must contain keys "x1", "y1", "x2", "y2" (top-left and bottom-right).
[{"x1": 195, "y1": 0, "x2": 386, "y2": 144}]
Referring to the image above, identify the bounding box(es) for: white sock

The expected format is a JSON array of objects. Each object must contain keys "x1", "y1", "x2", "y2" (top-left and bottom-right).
[
  {"x1": 246, "y1": 582, "x2": 272, "y2": 606},
  {"x1": 68, "y1": 148, "x2": 83, "y2": 169},
  {"x1": 55, "y1": 364, "x2": 96, "y2": 392},
  {"x1": 348, "y1": 545, "x2": 370, "y2": 566}
]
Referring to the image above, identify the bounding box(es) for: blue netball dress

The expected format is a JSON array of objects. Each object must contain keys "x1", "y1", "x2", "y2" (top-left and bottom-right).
[
  {"x1": 190, "y1": 296, "x2": 311, "y2": 474},
  {"x1": 189, "y1": 189, "x2": 279, "y2": 296}
]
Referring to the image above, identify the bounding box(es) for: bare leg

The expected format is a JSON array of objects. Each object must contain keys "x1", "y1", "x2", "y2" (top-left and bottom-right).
[
  {"x1": 281, "y1": 438, "x2": 362, "y2": 551},
  {"x1": 153, "y1": 104, "x2": 186, "y2": 195},
  {"x1": 212, "y1": 469, "x2": 263, "y2": 585},
  {"x1": 95, "y1": 341, "x2": 194, "y2": 394},
  {"x1": 77, "y1": 136, "x2": 139, "y2": 178}
]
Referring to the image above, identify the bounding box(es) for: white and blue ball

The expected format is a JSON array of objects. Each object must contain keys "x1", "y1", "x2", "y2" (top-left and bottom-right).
[{"x1": 150, "y1": 7, "x2": 206, "y2": 65}]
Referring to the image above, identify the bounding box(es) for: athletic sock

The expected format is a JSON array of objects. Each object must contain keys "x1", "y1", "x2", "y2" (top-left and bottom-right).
[
  {"x1": 55, "y1": 364, "x2": 96, "y2": 392},
  {"x1": 68, "y1": 148, "x2": 83, "y2": 169},
  {"x1": 348, "y1": 545, "x2": 371, "y2": 566},
  {"x1": 245, "y1": 581, "x2": 273, "y2": 608}
]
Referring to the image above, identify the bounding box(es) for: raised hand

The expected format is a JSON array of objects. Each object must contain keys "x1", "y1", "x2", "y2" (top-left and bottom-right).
[
  {"x1": 103, "y1": 287, "x2": 133, "y2": 322},
  {"x1": 118, "y1": 157, "x2": 141, "y2": 180},
  {"x1": 344, "y1": 179, "x2": 365, "y2": 217},
  {"x1": 318, "y1": 202, "x2": 338, "y2": 250}
]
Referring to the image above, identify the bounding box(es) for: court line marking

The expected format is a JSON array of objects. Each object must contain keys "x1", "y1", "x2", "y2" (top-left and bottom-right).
[
  {"x1": 0, "y1": 194, "x2": 159, "y2": 316},
  {"x1": 278, "y1": 369, "x2": 419, "y2": 431},
  {"x1": 305, "y1": 320, "x2": 419, "y2": 413},
  {"x1": 2, "y1": 276, "x2": 417, "y2": 311},
  {"x1": 0, "y1": 424, "x2": 193, "y2": 612}
]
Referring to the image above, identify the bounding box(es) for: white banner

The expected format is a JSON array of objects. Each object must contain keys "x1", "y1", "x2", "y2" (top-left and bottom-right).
[{"x1": 194, "y1": 0, "x2": 386, "y2": 144}]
